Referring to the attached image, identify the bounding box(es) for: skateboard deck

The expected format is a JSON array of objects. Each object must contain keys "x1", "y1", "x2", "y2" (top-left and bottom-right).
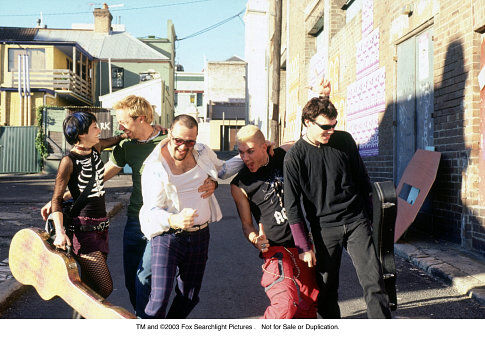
[
  {"x1": 8, "y1": 227, "x2": 135, "y2": 319},
  {"x1": 372, "y1": 181, "x2": 398, "y2": 311}
]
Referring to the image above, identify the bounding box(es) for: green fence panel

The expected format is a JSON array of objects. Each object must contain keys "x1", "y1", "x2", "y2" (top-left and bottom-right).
[{"x1": 0, "y1": 126, "x2": 40, "y2": 174}]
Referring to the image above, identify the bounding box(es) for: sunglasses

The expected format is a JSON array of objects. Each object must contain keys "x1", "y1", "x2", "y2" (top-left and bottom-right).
[
  {"x1": 171, "y1": 136, "x2": 196, "y2": 147},
  {"x1": 314, "y1": 120, "x2": 337, "y2": 130}
]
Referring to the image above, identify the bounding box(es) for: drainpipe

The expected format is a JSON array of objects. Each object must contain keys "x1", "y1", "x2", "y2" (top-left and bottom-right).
[
  {"x1": 22, "y1": 54, "x2": 27, "y2": 126},
  {"x1": 26, "y1": 55, "x2": 32, "y2": 125},
  {"x1": 17, "y1": 54, "x2": 22, "y2": 125},
  {"x1": 108, "y1": 58, "x2": 112, "y2": 94}
]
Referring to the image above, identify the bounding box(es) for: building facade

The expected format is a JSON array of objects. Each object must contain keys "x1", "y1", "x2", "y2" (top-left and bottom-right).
[
  {"x1": 0, "y1": 4, "x2": 176, "y2": 127},
  {"x1": 202, "y1": 57, "x2": 248, "y2": 150},
  {"x1": 249, "y1": 0, "x2": 485, "y2": 255},
  {"x1": 174, "y1": 71, "x2": 205, "y2": 119}
]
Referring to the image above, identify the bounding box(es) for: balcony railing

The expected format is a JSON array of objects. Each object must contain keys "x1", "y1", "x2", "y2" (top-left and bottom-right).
[{"x1": 11, "y1": 69, "x2": 92, "y2": 103}]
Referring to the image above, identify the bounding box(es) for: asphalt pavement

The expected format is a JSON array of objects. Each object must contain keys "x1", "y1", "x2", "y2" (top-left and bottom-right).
[{"x1": 1, "y1": 163, "x2": 485, "y2": 315}]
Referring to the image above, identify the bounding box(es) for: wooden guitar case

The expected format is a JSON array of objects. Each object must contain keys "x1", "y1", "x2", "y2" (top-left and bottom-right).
[
  {"x1": 371, "y1": 181, "x2": 398, "y2": 311},
  {"x1": 8, "y1": 227, "x2": 135, "y2": 319}
]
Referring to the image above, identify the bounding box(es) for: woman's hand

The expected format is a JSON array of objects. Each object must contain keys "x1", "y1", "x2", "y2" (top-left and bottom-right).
[{"x1": 53, "y1": 231, "x2": 71, "y2": 251}]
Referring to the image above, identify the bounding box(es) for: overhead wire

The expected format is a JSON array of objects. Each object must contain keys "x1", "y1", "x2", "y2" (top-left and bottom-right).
[
  {"x1": 0, "y1": 0, "x2": 213, "y2": 17},
  {"x1": 176, "y1": 9, "x2": 245, "y2": 41}
]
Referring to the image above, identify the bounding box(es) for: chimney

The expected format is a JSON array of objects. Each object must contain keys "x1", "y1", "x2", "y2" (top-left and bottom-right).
[{"x1": 93, "y1": 3, "x2": 112, "y2": 34}]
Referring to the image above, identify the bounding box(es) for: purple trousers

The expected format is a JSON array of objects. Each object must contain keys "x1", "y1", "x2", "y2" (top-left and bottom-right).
[{"x1": 144, "y1": 227, "x2": 210, "y2": 318}]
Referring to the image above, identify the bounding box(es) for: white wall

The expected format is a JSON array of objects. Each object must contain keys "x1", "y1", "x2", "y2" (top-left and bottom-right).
[{"x1": 244, "y1": 0, "x2": 270, "y2": 137}]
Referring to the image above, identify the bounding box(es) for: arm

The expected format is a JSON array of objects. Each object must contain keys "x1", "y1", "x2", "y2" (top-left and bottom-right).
[
  {"x1": 279, "y1": 141, "x2": 296, "y2": 152},
  {"x1": 283, "y1": 154, "x2": 315, "y2": 266},
  {"x1": 203, "y1": 144, "x2": 244, "y2": 179},
  {"x1": 50, "y1": 156, "x2": 73, "y2": 250},
  {"x1": 103, "y1": 160, "x2": 123, "y2": 182},
  {"x1": 41, "y1": 189, "x2": 72, "y2": 221},
  {"x1": 98, "y1": 134, "x2": 127, "y2": 152},
  {"x1": 348, "y1": 134, "x2": 373, "y2": 220},
  {"x1": 230, "y1": 184, "x2": 269, "y2": 252}
]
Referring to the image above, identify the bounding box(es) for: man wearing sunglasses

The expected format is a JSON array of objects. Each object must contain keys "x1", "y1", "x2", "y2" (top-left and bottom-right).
[
  {"x1": 283, "y1": 90, "x2": 391, "y2": 318},
  {"x1": 138, "y1": 114, "x2": 243, "y2": 318}
]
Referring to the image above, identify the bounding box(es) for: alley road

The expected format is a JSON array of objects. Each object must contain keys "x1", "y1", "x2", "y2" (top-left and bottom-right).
[{"x1": 1, "y1": 184, "x2": 484, "y2": 319}]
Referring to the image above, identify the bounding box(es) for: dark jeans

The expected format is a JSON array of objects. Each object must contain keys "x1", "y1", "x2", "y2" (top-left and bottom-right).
[
  {"x1": 312, "y1": 219, "x2": 391, "y2": 318},
  {"x1": 123, "y1": 216, "x2": 151, "y2": 315}
]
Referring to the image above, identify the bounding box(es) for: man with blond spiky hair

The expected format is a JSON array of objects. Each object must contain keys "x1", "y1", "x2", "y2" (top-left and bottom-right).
[{"x1": 230, "y1": 124, "x2": 319, "y2": 319}]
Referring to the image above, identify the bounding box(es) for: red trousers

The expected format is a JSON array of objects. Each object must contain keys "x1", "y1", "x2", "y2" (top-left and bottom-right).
[{"x1": 261, "y1": 246, "x2": 319, "y2": 319}]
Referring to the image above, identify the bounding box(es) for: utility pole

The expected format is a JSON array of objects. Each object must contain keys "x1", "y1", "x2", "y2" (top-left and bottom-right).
[{"x1": 271, "y1": 0, "x2": 282, "y2": 145}]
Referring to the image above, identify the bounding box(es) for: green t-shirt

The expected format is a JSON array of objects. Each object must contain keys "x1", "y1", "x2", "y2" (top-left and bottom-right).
[{"x1": 110, "y1": 133, "x2": 166, "y2": 217}]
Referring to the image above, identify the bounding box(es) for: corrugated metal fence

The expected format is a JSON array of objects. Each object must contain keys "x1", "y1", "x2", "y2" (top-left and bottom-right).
[{"x1": 0, "y1": 126, "x2": 40, "y2": 174}]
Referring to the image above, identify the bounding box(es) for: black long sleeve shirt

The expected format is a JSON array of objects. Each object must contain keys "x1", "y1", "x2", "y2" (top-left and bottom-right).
[{"x1": 283, "y1": 131, "x2": 372, "y2": 230}]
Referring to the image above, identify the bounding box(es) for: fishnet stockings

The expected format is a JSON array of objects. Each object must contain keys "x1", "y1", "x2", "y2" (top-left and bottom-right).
[{"x1": 76, "y1": 251, "x2": 113, "y2": 299}]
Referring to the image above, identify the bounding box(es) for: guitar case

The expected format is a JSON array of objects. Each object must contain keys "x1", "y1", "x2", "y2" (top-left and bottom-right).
[
  {"x1": 8, "y1": 227, "x2": 135, "y2": 319},
  {"x1": 371, "y1": 181, "x2": 398, "y2": 311}
]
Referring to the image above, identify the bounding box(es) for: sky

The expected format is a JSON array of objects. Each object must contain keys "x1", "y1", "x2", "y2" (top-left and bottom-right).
[{"x1": 0, "y1": 0, "x2": 247, "y2": 72}]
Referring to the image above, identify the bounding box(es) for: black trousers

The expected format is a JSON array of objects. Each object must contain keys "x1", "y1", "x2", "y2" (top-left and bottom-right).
[{"x1": 312, "y1": 219, "x2": 391, "y2": 318}]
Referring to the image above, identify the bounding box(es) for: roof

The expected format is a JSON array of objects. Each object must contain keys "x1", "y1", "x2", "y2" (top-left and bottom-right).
[
  {"x1": 225, "y1": 55, "x2": 245, "y2": 62},
  {"x1": 0, "y1": 27, "x2": 39, "y2": 41},
  {"x1": 35, "y1": 29, "x2": 169, "y2": 60}
]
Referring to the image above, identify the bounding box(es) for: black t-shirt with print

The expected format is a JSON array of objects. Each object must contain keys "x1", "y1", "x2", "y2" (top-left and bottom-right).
[{"x1": 231, "y1": 147, "x2": 294, "y2": 247}]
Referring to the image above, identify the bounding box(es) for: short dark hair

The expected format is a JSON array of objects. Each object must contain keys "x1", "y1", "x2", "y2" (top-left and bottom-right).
[
  {"x1": 171, "y1": 114, "x2": 198, "y2": 130},
  {"x1": 63, "y1": 111, "x2": 97, "y2": 145},
  {"x1": 301, "y1": 96, "x2": 338, "y2": 127}
]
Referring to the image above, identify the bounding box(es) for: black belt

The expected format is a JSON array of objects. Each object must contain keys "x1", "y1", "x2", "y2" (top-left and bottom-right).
[{"x1": 168, "y1": 222, "x2": 209, "y2": 235}]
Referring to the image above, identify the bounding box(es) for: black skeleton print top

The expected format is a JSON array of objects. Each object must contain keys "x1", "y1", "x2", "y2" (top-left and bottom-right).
[{"x1": 52, "y1": 148, "x2": 107, "y2": 218}]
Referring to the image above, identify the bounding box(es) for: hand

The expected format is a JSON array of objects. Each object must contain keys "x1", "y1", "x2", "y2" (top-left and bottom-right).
[
  {"x1": 41, "y1": 201, "x2": 52, "y2": 221},
  {"x1": 253, "y1": 223, "x2": 269, "y2": 252},
  {"x1": 169, "y1": 208, "x2": 198, "y2": 230},
  {"x1": 254, "y1": 233, "x2": 269, "y2": 253},
  {"x1": 319, "y1": 78, "x2": 331, "y2": 96},
  {"x1": 53, "y1": 232, "x2": 71, "y2": 251},
  {"x1": 310, "y1": 78, "x2": 331, "y2": 96},
  {"x1": 265, "y1": 140, "x2": 275, "y2": 156},
  {"x1": 299, "y1": 250, "x2": 316, "y2": 268},
  {"x1": 153, "y1": 124, "x2": 168, "y2": 135},
  {"x1": 198, "y1": 177, "x2": 217, "y2": 199}
]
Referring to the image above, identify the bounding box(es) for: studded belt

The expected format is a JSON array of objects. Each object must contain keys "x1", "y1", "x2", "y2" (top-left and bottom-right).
[{"x1": 78, "y1": 219, "x2": 110, "y2": 232}]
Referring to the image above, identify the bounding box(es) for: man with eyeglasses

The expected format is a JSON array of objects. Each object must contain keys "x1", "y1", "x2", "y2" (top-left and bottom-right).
[
  {"x1": 283, "y1": 86, "x2": 391, "y2": 318},
  {"x1": 138, "y1": 114, "x2": 243, "y2": 318}
]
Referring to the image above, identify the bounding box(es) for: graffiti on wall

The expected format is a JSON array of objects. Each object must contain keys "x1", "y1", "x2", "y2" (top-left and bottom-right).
[
  {"x1": 356, "y1": 28, "x2": 380, "y2": 80},
  {"x1": 346, "y1": 67, "x2": 385, "y2": 156},
  {"x1": 362, "y1": 0, "x2": 374, "y2": 36}
]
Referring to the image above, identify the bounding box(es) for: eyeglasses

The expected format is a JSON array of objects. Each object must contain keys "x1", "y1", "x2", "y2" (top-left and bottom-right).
[
  {"x1": 313, "y1": 120, "x2": 337, "y2": 130},
  {"x1": 171, "y1": 136, "x2": 196, "y2": 147}
]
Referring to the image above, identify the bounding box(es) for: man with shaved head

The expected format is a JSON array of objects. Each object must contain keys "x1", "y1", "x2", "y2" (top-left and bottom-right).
[{"x1": 230, "y1": 125, "x2": 319, "y2": 319}]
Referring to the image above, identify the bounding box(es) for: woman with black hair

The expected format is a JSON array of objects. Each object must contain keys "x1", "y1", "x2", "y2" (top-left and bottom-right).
[{"x1": 50, "y1": 111, "x2": 125, "y2": 300}]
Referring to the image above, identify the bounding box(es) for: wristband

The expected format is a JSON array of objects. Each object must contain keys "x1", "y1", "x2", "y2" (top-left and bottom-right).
[{"x1": 289, "y1": 222, "x2": 311, "y2": 253}]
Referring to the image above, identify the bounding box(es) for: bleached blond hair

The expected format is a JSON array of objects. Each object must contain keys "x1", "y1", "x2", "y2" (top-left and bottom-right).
[
  {"x1": 236, "y1": 124, "x2": 266, "y2": 145},
  {"x1": 113, "y1": 95, "x2": 154, "y2": 124}
]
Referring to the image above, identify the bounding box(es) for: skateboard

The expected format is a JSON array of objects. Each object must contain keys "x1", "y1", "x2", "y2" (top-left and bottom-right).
[
  {"x1": 8, "y1": 227, "x2": 135, "y2": 319},
  {"x1": 372, "y1": 181, "x2": 398, "y2": 311}
]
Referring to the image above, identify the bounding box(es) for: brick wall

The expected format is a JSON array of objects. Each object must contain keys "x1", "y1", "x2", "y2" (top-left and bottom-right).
[{"x1": 282, "y1": 0, "x2": 485, "y2": 255}]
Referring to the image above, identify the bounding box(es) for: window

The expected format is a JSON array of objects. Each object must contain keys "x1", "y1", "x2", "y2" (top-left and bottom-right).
[
  {"x1": 112, "y1": 67, "x2": 124, "y2": 88},
  {"x1": 8, "y1": 48, "x2": 46, "y2": 71},
  {"x1": 343, "y1": 0, "x2": 363, "y2": 23},
  {"x1": 174, "y1": 93, "x2": 178, "y2": 106},
  {"x1": 190, "y1": 94, "x2": 195, "y2": 104},
  {"x1": 196, "y1": 93, "x2": 203, "y2": 106}
]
